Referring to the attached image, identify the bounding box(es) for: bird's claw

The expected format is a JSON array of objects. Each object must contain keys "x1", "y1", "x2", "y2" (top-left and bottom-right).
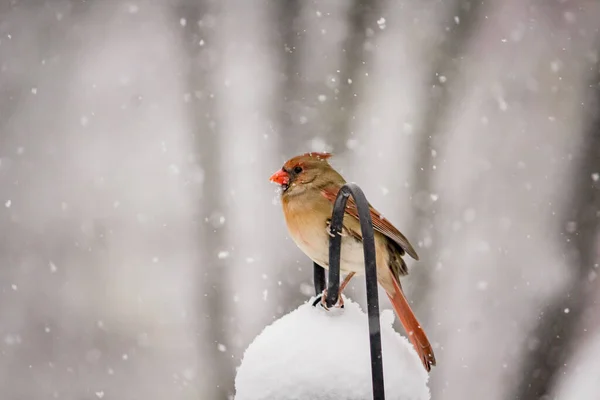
[
  {"x1": 312, "y1": 289, "x2": 344, "y2": 310},
  {"x1": 325, "y1": 223, "x2": 336, "y2": 238},
  {"x1": 325, "y1": 220, "x2": 346, "y2": 238}
]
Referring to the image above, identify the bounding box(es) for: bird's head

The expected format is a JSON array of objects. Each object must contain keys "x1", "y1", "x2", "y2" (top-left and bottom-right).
[{"x1": 270, "y1": 152, "x2": 342, "y2": 197}]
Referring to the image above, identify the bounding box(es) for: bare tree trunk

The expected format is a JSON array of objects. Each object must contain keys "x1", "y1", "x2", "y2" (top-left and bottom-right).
[
  {"x1": 406, "y1": 0, "x2": 484, "y2": 311},
  {"x1": 426, "y1": 1, "x2": 600, "y2": 399},
  {"x1": 211, "y1": 0, "x2": 284, "y2": 383},
  {"x1": 275, "y1": 0, "x2": 360, "y2": 154},
  {"x1": 0, "y1": 3, "x2": 201, "y2": 399},
  {"x1": 514, "y1": 50, "x2": 600, "y2": 400},
  {"x1": 329, "y1": 0, "x2": 380, "y2": 152},
  {"x1": 175, "y1": 1, "x2": 231, "y2": 398},
  {"x1": 344, "y1": 0, "x2": 459, "y2": 309},
  {"x1": 273, "y1": 0, "x2": 358, "y2": 308}
]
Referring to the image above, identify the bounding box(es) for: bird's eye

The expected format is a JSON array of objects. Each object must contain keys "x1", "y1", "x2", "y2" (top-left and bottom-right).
[{"x1": 293, "y1": 166, "x2": 303, "y2": 174}]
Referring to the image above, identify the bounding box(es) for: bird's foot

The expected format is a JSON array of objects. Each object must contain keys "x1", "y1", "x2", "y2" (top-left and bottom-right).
[
  {"x1": 313, "y1": 289, "x2": 344, "y2": 310},
  {"x1": 325, "y1": 220, "x2": 346, "y2": 238},
  {"x1": 325, "y1": 223, "x2": 336, "y2": 238}
]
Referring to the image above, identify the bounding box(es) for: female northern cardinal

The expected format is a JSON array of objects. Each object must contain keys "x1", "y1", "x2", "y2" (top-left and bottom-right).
[{"x1": 270, "y1": 152, "x2": 436, "y2": 371}]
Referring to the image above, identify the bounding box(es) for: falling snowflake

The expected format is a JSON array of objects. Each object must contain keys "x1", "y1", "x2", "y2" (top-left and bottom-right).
[{"x1": 218, "y1": 251, "x2": 230, "y2": 259}]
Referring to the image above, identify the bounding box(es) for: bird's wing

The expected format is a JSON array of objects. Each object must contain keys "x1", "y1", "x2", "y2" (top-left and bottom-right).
[{"x1": 321, "y1": 186, "x2": 419, "y2": 260}]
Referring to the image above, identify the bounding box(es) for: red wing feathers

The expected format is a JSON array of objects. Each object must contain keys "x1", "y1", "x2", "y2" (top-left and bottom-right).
[{"x1": 321, "y1": 186, "x2": 419, "y2": 260}]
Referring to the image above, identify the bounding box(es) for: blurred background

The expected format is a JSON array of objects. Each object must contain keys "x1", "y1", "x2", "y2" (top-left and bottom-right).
[{"x1": 0, "y1": 0, "x2": 599, "y2": 399}]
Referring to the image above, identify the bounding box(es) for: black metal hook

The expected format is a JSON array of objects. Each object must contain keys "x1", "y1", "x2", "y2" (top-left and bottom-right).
[{"x1": 312, "y1": 182, "x2": 385, "y2": 400}]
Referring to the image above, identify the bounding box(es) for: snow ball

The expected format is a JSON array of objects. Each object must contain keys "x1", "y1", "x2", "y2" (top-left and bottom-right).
[
  {"x1": 235, "y1": 297, "x2": 430, "y2": 400},
  {"x1": 183, "y1": 368, "x2": 195, "y2": 380},
  {"x1": 49, "y1": 261, "x2": 58, "y2": 273},
  {"x1": 346, "y1": 139, "x2": 359, "y2": 150},
  {"x1": 563, "y1": 11, "x2": 576, "y2": 23},
  {"x1": 208, "y1": 211, "x2": 226, "y2": 228},
  {"x1": 422, "y1": 236, "x2": 433, "y2": 248},
  {"x1": 218, "y1": 251, "x2": 230, "y2": 259},
  {"x1": 498, "y1": 98, "x2": 508, "y2": 111},
  {"x1": 300, "y1": 283, "x2": 314, "y2": 297},
  {"x1": 309, "y1": 137, "x2": 332, "y2": 153},
  {"x1": 169, "y1": 164, "x2": 180, "y2": 175}
]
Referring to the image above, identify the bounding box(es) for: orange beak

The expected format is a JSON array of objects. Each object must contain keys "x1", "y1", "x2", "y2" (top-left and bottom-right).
[{"x1": 269, "y1": 169, "x2": 289, "y2": 186}]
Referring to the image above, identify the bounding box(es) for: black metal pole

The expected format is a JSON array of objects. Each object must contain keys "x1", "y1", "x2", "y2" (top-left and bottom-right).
[
  {"x1": 313, "y1": 262, "x2": 326, "y2": 296},
  {"x1": 313, "y1": 182, "x2": 385, "y2": 400}
]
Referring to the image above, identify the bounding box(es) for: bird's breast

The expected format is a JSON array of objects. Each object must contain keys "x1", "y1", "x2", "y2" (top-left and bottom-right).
[
  {"x1": 283, "y1": 201, "x2": 330, "y2": 265},
  {"x1": 282, "y1": 194, "x2": 387, "y2": 274}
]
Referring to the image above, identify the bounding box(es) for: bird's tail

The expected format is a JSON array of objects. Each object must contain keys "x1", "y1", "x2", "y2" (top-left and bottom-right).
[{"x1": 386, "y1": 275, "x2": 436, "y2": 371}]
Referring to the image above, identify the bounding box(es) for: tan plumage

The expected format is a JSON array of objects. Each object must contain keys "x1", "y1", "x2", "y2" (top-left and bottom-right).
[{"x1": 270, "y1": 152, "x2": 436, "y2": 371}]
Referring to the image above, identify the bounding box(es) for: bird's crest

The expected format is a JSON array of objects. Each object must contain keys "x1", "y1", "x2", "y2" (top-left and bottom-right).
[{"x1": 283, "y1": 152, "x2": 332, "y2": 169}]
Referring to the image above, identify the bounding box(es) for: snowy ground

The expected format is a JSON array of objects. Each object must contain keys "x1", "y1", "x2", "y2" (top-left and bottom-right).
[{"x1": 235, "y1": 296, "x2": 430, "y2": 400}]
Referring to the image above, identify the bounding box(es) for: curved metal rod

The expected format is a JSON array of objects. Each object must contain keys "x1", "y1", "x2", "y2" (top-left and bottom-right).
[
  {"x1": 325, "y1": 182, "x2": 385, "y2": 400},
  {"x1": 313, "y1": 261, "x2": 326, "y2": 295}
]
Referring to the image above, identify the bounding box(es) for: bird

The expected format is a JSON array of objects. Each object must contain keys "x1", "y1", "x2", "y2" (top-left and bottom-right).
[{"x1": 269, "y1": 151, "x2": 436, "y2": 371}]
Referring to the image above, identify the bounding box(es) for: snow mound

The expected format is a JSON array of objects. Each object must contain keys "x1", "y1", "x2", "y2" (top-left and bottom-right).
[{"x1": 235, "y1": 296, "x2": 430, "y2": 400}]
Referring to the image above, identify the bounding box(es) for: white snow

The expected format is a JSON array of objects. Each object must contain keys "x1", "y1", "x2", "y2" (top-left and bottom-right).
[
  {"x1": 235, "y1": 297, "x2": 430, "y2": 400},
  {"x1": 218, "y1": 250, "x2": 230, "y2": 259}
]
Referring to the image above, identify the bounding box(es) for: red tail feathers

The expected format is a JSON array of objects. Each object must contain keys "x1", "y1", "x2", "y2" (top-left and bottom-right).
[{"x1": 386, "y1": 275, "x2": 436, "y2": 371}]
